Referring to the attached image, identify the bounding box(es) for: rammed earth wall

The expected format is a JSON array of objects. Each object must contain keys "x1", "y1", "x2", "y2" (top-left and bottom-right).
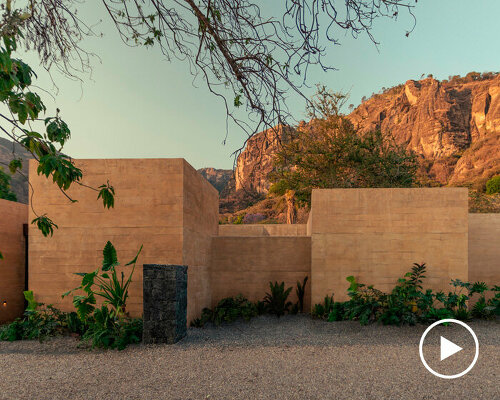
[
  {"x1": 0, "y1": 158, "x2": 493, "y2": 324},
  {"x1": 0, "y1": 199, "x2": 27, "y2": 324}
]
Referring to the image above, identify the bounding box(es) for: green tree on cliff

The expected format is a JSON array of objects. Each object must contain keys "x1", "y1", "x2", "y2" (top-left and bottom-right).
[{"x1": 270, "y1": 86, "x2": 419, "y2": 203}]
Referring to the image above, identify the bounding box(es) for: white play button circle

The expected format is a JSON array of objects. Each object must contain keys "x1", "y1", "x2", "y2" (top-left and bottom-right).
[
  {"x1": 440, "y1": 336, "x2": 463, "y2": 361},
  {"x1": 419, "y1": 319, "x2": 479, "y2": 379}
]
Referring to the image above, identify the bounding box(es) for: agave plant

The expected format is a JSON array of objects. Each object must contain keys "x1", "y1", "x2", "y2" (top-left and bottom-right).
[
  {"x1": 63, "y1": 241, "x2": 143, "y2": 321},
  {"x1": 264, "y1": 281, "x2": 293, "y2": 317}
]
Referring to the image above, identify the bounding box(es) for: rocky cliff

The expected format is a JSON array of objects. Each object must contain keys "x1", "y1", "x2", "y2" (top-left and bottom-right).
[
  {"x1": 233, "y1": 73, "x2": 500, "y2": 194},
  {"x1": 0, "y1": 137, "x2": 33, "y2": 203},
  {"x1": 198, "y1": 167, "x2": 234, "y2": 196},
  {"x1": 234, "y1": 125, "x2": 294, "y2": 194}
]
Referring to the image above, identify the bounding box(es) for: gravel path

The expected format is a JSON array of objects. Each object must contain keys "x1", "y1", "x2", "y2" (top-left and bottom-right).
[{"x1": 0, "y1": 315, "x2": 498, "y2": 399}]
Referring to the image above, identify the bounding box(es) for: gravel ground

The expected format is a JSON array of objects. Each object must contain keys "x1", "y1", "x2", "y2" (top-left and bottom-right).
[{"x1": 0, "y1": 315, "x2": 498, "y2": 400}]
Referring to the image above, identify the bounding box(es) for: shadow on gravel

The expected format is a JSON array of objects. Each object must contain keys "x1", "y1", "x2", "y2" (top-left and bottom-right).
[{"x1": 180, "y1": 315, "x2": 499, "y2": 350}]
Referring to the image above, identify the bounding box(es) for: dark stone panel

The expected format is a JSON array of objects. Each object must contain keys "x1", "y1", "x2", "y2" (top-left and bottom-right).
[{"x1": 142, "y1": 264, "x2": 188, "y2": 344}]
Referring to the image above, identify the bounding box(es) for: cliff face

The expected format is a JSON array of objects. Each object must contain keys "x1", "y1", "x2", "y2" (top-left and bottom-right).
[
  {"x1": 198, "y1": 167, "x2": 234, "y2": 196},
  {"x1": 349, "y1": 75, "x2": 500, "y2": 185},
  {"x1": 0, "y1": 137, "x2": 33, "y2": 203},
  {"x1": 233, "y1": 74, "x2": 500, "y2": 193},
  {"x1": 235, "y1": 126, "x2": 293, "y2": 194}
]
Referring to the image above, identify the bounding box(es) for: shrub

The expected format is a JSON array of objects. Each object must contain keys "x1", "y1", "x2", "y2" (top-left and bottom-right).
[
  {"x1": 232, "y1": 214, "x2": 245, "y2": 224},
  {"x1": 486, "y1": 175, "x2": 500, "y2": 194},
  {"x1": 81, "y1": 306, "x2": 142, "y2": 350},
  {"x1": 319, "y1": 264, "x2": 499, "y2": 326},
  {"x1": 421, "y1": 307, "x2": 454, "y2": 322},
  {"x1": 268, "y1": 179, "x2": 290, "y2": 196},
  {"x1": 264, "y1": 281, "x2": 293, "y2": 317},
  {"x1": 378, "y1": 263, "x2": 427, "y2": 326},
  {"x1": 312, "y1": 294, "x2": 334, "y2": 319},
  {"x1": 327, "y1": 301, "x2": 346, "y2": 321},
  {"x1": 0, "y1": 291, "x2": 76, "y2": 341},
  {"x1": 62, "y1": 241, "x2": 143, "y2": 349},
  {"x1": 487, "y1": 286, "x2": 500, "y2": 316},
  {"x1": 191, "y1": 294, "x2": 258, "y2": 327}
]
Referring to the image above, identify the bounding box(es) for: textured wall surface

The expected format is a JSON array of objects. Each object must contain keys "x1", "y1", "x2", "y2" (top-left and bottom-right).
[
  {"x1": 0, "y1": 199, "x2": 27, "y2": 323},
  {"x1": 218, "y1": 224, "x2": 308, "y2": 237},
  {"x1": 211, "y1": 236, "x2": 311, "y2": 310},
  {"x1": 24, "y1": 160, "x2": 497, "y2": 325},
  {"x1": 310, "y1": 188, "x2": 469, "y2": 306},
  {"x1": 182, "y1": 161, "x2": 219, "y2": 321},
  {"x1": 469, "y1": 214, "x2": 500, "y2": 285},
  {"x1": 143, "y1": 264, "x2": 187, "y2": 344},
  {"x1": 28, "y1": 158, "x2": 217, "y2": 319}
]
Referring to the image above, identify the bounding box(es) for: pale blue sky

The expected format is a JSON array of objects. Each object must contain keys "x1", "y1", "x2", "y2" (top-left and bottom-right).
[{"x1": 9, "y1": 1, "x2": 500, "y2": 169}]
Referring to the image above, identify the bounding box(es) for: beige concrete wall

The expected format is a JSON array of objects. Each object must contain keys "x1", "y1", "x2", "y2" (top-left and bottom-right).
[
  {"x1": 28, "y1": 158, "x2": 216, "y2": 318},
  {"x1": 469, "y1": 214, "x2": 500, "y2": 285},
  {"x1": 182, "y1": 160, "x2": 219, "y2": 321},
  {"x1": 218, "y1": 224, "x2": 308, "y2": 237},
  {"x1": 24, "y1": 160, "x2": 498, "y2": 324},
  {"x1": 211, "y1": 236, "x2": 311, "y2": 311},
  {"x1": 0, "y1": 199, "x2": 27, "y2": 323},
  {"x1": 310, "y1": 188, "x2": 469, "y2": 307}
]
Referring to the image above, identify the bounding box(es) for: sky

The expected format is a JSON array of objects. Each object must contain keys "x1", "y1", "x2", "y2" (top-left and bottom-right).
[{"x1": 5, "y1": 1, "x2": 500, "y2": 169}]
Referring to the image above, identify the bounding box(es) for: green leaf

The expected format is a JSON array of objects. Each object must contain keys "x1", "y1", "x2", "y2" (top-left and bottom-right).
[
  {"x1": 82, "y1": 271, "x2": 97, "y2": 286},
  {"x1": 97, "y1": 182, "x2": 115, "y2": 209},
  {"x1": 125, "y1": 244, "x2": 143, "y2": 266},
  {"x1": 102, "y1": 241, "x2": 119, "y2": 271},
  {"x1": 8, "y1": 159, "x2": 22, "y2": 174},
  {"x1": 233, "y1": 94, "x2": 242, "y2": 108},
  {"x1": 23, "y1": 290, "x2": 38, "y2": 311},
  {"x1": 31, "y1": 214, "x2": 58, "y2": 237}
]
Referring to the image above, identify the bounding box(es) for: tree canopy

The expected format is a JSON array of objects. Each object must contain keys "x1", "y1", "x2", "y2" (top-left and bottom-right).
[{"x1": 270, "y1": 86, "x2": 419, "y2": 203}]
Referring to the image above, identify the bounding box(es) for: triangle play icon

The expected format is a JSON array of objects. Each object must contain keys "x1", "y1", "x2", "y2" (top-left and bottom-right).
[{"x1": 440, "y1": 336, "x2": 463, "y2": 361}]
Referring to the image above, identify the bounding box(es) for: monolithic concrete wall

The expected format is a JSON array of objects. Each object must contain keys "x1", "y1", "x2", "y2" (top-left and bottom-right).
[
  {"x1": 0, "y1": 199, "x2": 27, "y2": 323},
  {"x1": 218, "y1": 224, "x2": 308, "y2": 237},
  {"x1": 28, "y1": 159, "x2": 217, "y2": 319},
  {"x1": 211, "y1": 236, "x2": 311, "y2": 310},
  {"x1": 469, "y1": 214, "x2": 500, "y2": 285},
  {"x1": 310, "y1": 188, "x2": 469, "y2": 307},
  {"x1": 182, "y1": 161, "x2": 219, "y2": 322}
]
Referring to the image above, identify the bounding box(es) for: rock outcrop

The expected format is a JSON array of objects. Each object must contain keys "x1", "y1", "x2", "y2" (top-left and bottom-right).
[
  {"x1": 0, "y1": 137, "x2": 33, "y2": 203},
  {"x1": 234, "y1": 126, "x2": 292, "y2": 194},
  {"x1": 233, "y1": 73, "x2": 500, "y2": 194},
  {"x1": 197, "y1": 167, "x2": 234, "y2": 196}
]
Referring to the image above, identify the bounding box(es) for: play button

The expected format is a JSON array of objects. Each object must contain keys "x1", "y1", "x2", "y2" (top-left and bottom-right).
[
  {"x1": 440, "y1": 336, "x2": 462, "y2": 361},
  {"x1": 419, "y1": 319, "x2": 479, "y2": 379}
]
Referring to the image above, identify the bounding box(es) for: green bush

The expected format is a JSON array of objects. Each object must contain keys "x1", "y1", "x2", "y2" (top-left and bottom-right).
[
  {"x1": 81, "y1": 306, "x2": 142, "y2": 350},
  {"x1": 312, "y1": 294, "x2": 334, "y2": 319},
  {"x1": 62, "y1": 241, "x2": 144, "y2": 349},
  {"x1": 319, "y1": 264, "x2": 499, "y2": 326},
  {"x1": 264, "y1": 281, "x2": 293, "y2": 317},
  {"x1": 0, "y1": 291, "x2": 80, "y2": 342},
  {"x1": 268, "y1": 179, "x2": 290, "y2": 196},
  {"x1": 342, "y1": 276, "x2": 385, "y2": 325},
  {"x1": 486, "y1": 175, "x2": 500, "y2": 194},
  {"x1": 232, "y1": 214, "x2": 245, "y2": 224},
  {"x1": 191, "y1": 294, "x2": 258, "y2": 327}
]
